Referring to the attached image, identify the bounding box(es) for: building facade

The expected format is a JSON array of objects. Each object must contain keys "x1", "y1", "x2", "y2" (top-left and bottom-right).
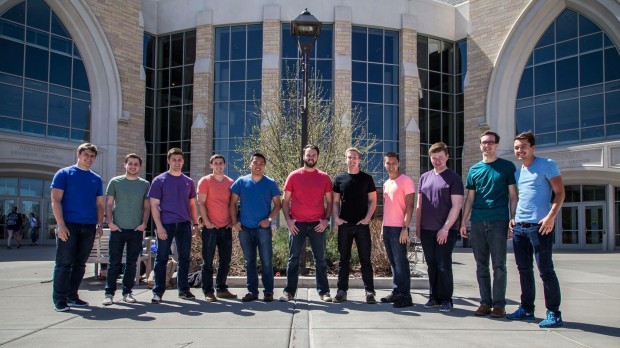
[{"x1": 1, "y1": 0, "x2": 619, "y2": 250}]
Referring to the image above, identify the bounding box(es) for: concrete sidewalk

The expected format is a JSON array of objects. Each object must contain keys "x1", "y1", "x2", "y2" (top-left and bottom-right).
[{"x1": 0, "y1": 245, "x2": 618, "y2": 347}]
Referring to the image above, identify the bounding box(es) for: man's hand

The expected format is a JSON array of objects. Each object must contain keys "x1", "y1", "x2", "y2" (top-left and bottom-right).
[
  {"x1": 399, "y1": 228, "x2": 409, "y2": 244},
  {"x1": 231, "y1": 221, "x2": 241, "y2": 232},
  {"x1": 56, "y1": 224, "x2": 70, "y2": 241},
  {"x1": 314, "y1": 219, "x2": 329, "y2": 233},
  {"x1": 459, "y1": 225, "x2": 468, "y2": 238},
  {"x1": 202, "y1": 219, "x2": 215, "y2": 230},
  {"x1": 287, "y1": 219, "x2": 299, "y2": 235},
  {"x1": 259, "y1": 218, "x2": 270, "y2": 228},
  {"x1": 95, "y1": 224, "x2": 103, "y2": 239},
  {"x1": 436, "y1": 229, "x2": 448, "y2": 245},
  {"x1": 157, "y1": 226, "x2": 168, "y2": 240},
  {"x1": 191, "y1": 224, "x2": 198, "y2": 238},
  {"x1": 134, "y1": 223, "x2": 146, "y2": 232},
  {"x1": 334, "y1": 217, "x2": 347, "y2": 226},
  {"x1": 356, "y1": 217, "x2": 371, "y2": 225},
  {"x1": 538, "y1": 216, "x2": 555, "y2": 235},
  {"x1": 108, "y1": 222, "x2": 121, "y2": 232}
]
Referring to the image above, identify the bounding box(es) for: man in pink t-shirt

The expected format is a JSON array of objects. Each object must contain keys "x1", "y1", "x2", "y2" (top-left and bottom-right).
[
  {"x1": 279, "y1": 145, "x2": 333, "y2": 303},
  {"x1": 381, "y1": 152, "x2": 415, "y2": 308},
  {"x1": 197, "y1": 154, "x2": 237, "y2": 302}
]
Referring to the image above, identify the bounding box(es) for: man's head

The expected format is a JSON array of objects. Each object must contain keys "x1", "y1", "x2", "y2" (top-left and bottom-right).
[
  {"x1": 480, "y1": 130, "x2": 500, "y2": 157},
  {"x1": 384, "y1": 152, "x2": 400, "y2": 176},
  {"x1": 249, "y1": 153, "x2": 267, "y2": 176},
  {"x1": 167, "y1": 148, "x2": 185, "y2": 173},
  {"x1": 303, "y1": 144, "x2": 320, "y2": 169},
  {"x1": 345, "y1": 147, "x2": 361, "y2": 172},
  {"x1": 513, "y1": 132, "x2": 536, "y2": 163},
  {"x1": 76, "y1": 143, "x2": 98, "y2": 169},
  {"x1": 124, "y1": 153, "x2": 142, "y2": 176},
  {"x1": 210, "y1": 154, "x2": 226, "y2": 175},
  {"x1": 428, "y1": 142, "x2": 449, "y2": 170}
]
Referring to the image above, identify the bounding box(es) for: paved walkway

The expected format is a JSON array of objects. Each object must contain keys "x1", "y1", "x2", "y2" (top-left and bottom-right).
[{"x1": 0, "y1": 245, "x2": 618, "y2": 347}]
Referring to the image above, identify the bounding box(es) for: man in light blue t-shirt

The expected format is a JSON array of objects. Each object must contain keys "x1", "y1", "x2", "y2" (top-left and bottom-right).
[
  {"x1": 507, "y1": 132, "x2": 565, "y2": 329},
  {"x1": 50, "y1": 143, "x2": 104, "y2": 312},
  {"x1": 230, "y1": 153, "x2": 281, "y2": 303}
]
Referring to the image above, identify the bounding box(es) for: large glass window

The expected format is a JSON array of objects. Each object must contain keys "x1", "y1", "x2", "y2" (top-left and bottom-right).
[
  {"x1": 0, "y1": 0, "x2": 91, "y2": 142},
  {"x1": 352, "y1": 27, "x2": 399, "y2": 184},
  {"x1": 143, "y1": 31, "x2": 196, "y2": 182},
  {"x1": 213, "y1": 24, "x2": 262, "y2": 179},
  {"x1": 418, "y1": 36, "x2": 466, "y2": 175},
  {"x1": 515, "y1": 9, "x2": 620, "y2": 146}
]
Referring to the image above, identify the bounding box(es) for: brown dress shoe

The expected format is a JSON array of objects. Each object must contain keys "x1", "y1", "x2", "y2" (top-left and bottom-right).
[
  {"x1": 241, "y1": 293, "x2": 258, "y2": 302},
  {"x1": 490, "y1": 307, "x2": 506, "y2": 318},
  {"x1": 216, "y1": 290, "x2": 238, "y2": 299},
  {"x1": 263, "y1": 293, "x2": 274, "y2": 302},
  {"x1": 475, "y1": 304, "x2": 492, "y2": 316},
  {"x1": 205, "y1": 293, "x2": 217, "y2": 302}
]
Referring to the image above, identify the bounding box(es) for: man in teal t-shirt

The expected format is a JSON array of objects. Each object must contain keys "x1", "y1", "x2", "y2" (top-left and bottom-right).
[
  {"x1": 460, "y1": 131, "x2": 517, "y2": 318},
  {"x1": 103, "y1": 153, "x2": 150, "y2": 306}
]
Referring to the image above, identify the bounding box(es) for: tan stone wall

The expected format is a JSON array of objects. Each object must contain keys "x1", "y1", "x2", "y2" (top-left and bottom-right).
[
  {"x1": 400, "y1": 28, "x2": 420, "y2": 182},
  {"x1": 261, "y1": 18, "x2": 281, "y2": 124},
  {"x1": 464, "y1": 0, "x2": 531, "y2": 176},
  {"x1": 334, "y1": 13, "x2": 352, "y2": 146},
  {"x1": 86, "y1": 0, "x2": 146, "y2": 175}
]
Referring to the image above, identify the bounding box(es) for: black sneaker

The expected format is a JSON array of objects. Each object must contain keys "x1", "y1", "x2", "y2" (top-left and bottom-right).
[
  {"x1": 178, "y1": 291, "x2": 196, "y2": 300},
  {"x1": 380, "y1": 293, "x2": 398, "y2": 303},
  {"x1": 424, "y1": 299, "x2": 441, "y2": 309},
  {"x1": 67, "y1": 298, "x2": 89, "y2": 307},
  {"x1": 393, "y1": 295, "x2": 414, "y2": 308},
  {"x1": 54, "y1": 301, "x2": 70, "y2": 312},
  {"x1": 332, "y1": 290, "x2": 347, "y2": 303},
  {"x1": 366, "y1": 292, "x2": 377, "y2": 304},
  {"x1": 151, "y1": 294, "x2": 162, "y2": 304}
]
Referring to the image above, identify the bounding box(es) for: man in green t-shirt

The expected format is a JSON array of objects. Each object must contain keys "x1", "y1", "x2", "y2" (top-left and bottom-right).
[
  {"x1": 460, "y1": 131, "x2": 517, "y2": 318},
  {"x1": 103, "y1": 153, "x2": 151, "y2": 305}
]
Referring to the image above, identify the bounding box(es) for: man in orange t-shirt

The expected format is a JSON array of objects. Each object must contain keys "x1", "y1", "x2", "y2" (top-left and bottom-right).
[
  {"x1": 279, "y1": 145, "x2": 333, "y2": 303},
  {"x1": 197, "y1": 154, "x2": 237, "y2": 302}
]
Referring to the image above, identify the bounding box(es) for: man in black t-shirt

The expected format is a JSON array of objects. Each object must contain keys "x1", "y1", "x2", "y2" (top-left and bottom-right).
[{"x1": 332, "y1": 148, "x2": 377, "y2": 304}]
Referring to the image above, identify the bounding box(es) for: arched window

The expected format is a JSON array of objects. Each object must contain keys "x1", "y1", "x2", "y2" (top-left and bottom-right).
[
  {"x1": 0, "y1": 0, "x2": 91, "y2": 142},
  {"x1": 515, "y1": 9, "x2": 620, "y2": 146}
]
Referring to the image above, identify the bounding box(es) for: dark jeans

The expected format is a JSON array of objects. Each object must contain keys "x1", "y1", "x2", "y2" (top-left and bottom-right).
[
  {"x1": 52, "y1": 222, "x2": 96, "y2": 304},
  {"x1": 284, "y1": 221, "x2": 330, "y2": 296},
  {"x1": 420, "y1": 228, "x2": 457, "y2": 304},
  {"x1": 239, "y1": 226, "x2": 274, "y2": 295},
  {"x1": 383, "y1": 226, "x2": 411, "y2": 296},
  {"x1": 470, "y1": 221, "x2": 508, "y2": 307},
  {"x1": 513, "y1": 223, "x2": 562, "y2": 313},
  {"x1": 104, "y1": 229, "x2": 143, "y2": 296},
  {"x1": 153, "y1": 221, "x2": 192, "y2": 297},
  {"x1": 31, "y1": 226, "x2": 40, "y2": 243},
  {"x1": 337, "y1": 224, "x2": 374, "y2": 293},
  {"x1": 201, "y1": 227, "x2": 233, "y2": 294}
]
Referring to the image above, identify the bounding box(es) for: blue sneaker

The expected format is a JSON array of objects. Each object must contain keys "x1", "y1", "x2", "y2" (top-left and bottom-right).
[
  {"x1": 506, "y1": 306, "x2": 535, "y2": 320},
  {"x1": 539, "y1": 310, "x2": 563, "y2": 328}
]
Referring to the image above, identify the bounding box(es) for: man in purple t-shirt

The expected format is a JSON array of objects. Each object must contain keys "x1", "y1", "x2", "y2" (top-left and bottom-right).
[
  {"x1": 148, "y1": 148, "x2": 199, "y2": 304},
  {"x1": 416, "y1": 142, "x2": 464, "y2": 313}
]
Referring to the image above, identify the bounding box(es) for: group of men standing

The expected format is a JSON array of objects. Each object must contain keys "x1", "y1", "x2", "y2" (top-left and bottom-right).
[{"x1": 49, "y1": 130, "x2": 565, "y2": 328}]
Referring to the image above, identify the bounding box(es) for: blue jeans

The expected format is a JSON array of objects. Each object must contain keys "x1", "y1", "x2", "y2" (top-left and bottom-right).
[
  {"x1": 153, "y1": 221, "x2": 192, "y2": 297},
  {"x1": 337, "y1": 224, "x2": 374, "y2": 293},
  {"x1": 470, "y1": 221, "x2": 508, "y2": 307},
  {"x1": 201, "y1": 227, "x2": 233, "y2": 294},
  {"x1": 284, "y1": 221, "x2": 330, "y2": 296},
  {"x1": 513, "y1": 222, "x2": 562, "y2": 313},
  {"x1": 52, "y1": 222, "x2": 96, "y2": 304},
  {"x1": 420, "y1": 228, "x2": 457, "y2": 304},
  {"x1": 31, "y1": 226, "x2": 40, "y2": 243},
  {"x1": 104, "y1": 229, "x2": 143, "y2": 296},
  {"x1": 383, "y1": 226, "x2": 410, "y2": 296},
  {"x1": 239, "y1": 226, "x2": 274, "y2": 295}
]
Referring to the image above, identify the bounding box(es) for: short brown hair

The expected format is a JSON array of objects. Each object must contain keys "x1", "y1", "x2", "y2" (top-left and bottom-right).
[
  {"x1": 384, "y1": 151, "x2": 399, "y2": 162},
  {"x1": 167, "y1": 148, "x2": 184, "y2": 159},
  {"x1": 304, "y1": 144, "x2": 320, "y2": 156},
  {"x1": 428, "y1": 142, "x2": 449, "y2": 156},
  {"x1": 77, "y1": 143, "x2": 98, "y2": 156},
  {"x1": 210, "y1": 154, "x2": 225, "y2": 164},
  {"x1": 514, "y1": 131, "x2": 536, "y2": 146},
  {"x1": 125, "y1": 153, "x2": 142, "y2": 166},
  {"x1": 480, "y1": 130, "x2": 500, "y2": 144},
  {"x1": 346, "y1": 147, "x2": 361, "y2": 157}
]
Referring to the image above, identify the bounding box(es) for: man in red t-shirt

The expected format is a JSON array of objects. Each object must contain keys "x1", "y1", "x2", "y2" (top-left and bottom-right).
[
  {"x1": 197, "y1": 154, "x2": 237, "y2": 302},
  {"x1": 279, "y1": 145, "x2": 333, "y2": 302}
]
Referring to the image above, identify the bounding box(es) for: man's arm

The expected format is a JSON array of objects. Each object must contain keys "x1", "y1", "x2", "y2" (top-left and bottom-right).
[
  {"x1": 357, "y1": 191, "x2": 377, "y2": 225},
  {"x1": 508, "y1": 184, "x2": 518, "y2": 234},
  {"x1": 51, "y1": 188, "x2": 69, "y2": 241},
  {"x1": 95, "y1": 195, "x2": 104, "y2": 239},
  {"x1": 332, "y1": 192, "x2": 346, "y2": 225},
  {"x1": 539, "y1": 176, "x2": 565, "y2": 235},
  {"x1": 415, "y1": 192, "x2": 422, "y2": 240},
  {"x1": 135, "y1": 198, "x2": 150, "y2": 232},
  {"x1": 460, "y1": 190, "x2": 476, "y2": 238},
  {"x1": 198, "y1": 193, "x2": 215, "y2": 229},
  {"x1": 259, "y1": 195, "x2": 282, "y2": 228},
  {"x1": 105, "y1": 195, "x2": 119, "y2": 232},
  {"x1": 229, "y1": 193, "x2": 241, "y2": 232},
  {"x1": 150, "y1": 197, "x2": 167, "y2": 240},
  {"x1": 188, "y1": 197, "x2": 199, "y2": 237},
  {"x1": 399, "y1": 192, "x2": 415, "y2": 244},
  {"x1": 437, "y1": 194, "x2": 464, "y2": 245},
  {"x1": 282, "y1": 191, "x2": 299, "y2": 235},
  {"x1": 315, "y1": 191, "x2": 333, "y2": 233}
]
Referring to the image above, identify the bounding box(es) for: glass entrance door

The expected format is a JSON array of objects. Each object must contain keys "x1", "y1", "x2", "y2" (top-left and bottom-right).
[
  {"x1": 1, "y1": 198, "x2": 17, "y2": 242},
  {"x1": 560, "y1": 204, "x2": 579, "y2": 248},
  {"x1": 558, "y1": 203, "x2": 605, "y2": 249},
  {"x1": 20, "y1": 199, "x2": 43, "y2": 245},
  {"x1": 584, "y1": 204, "x2": 605, "y2": 249}
]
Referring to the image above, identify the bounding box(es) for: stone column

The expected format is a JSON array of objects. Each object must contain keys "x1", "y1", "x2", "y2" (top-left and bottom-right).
[
  {"x1": 400, "y1": 14, "x2": 420, "y2": 182},
  {"x1": 261, "y1": 4, "x2": 281, "y2": 126},
  {"x1": 334, "y1": 6, "x2": 352, "y2": 145}
]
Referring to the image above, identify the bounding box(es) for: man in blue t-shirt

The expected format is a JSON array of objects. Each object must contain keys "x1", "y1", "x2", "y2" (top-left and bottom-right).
[
  {"x1": 507, "y1": 132, "x2": 565, "y2": 328},
  {"x1": 460, "y1": 130, "x2": 517, "y2": 318},
  {"x1": 148, "y1": 148, "x2": 199, "y2": 304},
  {"x1": 50, "y1": 143, "x2": 104, "y2": 312},
  {"x1": 230, "y1": 153, "x2": 281, "y2": 302}
]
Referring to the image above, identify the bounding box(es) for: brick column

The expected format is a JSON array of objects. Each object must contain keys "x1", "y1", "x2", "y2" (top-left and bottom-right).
[
  {"x1": 400, "y1": 14, "x2": 420, "y2": 182},
  {"x1": 334, "y1": 6, "x2": 352, "y2": 145},
  {"x1": 190, "y1": 10, "x2": 214, "y2": 183},
  {"x1": 261, "y1": 4, "x2": 281, "y2": 126}
]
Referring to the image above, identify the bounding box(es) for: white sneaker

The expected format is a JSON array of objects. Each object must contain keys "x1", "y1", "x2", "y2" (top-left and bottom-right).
[
  {"x1": 123, "y1": 293, "x2": 137, "y2": 303},
  {"x1": 279, "y1": 291, "x2": 294, "y2": 302},
  {"x1": 102, "y1": 294, "x2": 113, "y2": 306}
]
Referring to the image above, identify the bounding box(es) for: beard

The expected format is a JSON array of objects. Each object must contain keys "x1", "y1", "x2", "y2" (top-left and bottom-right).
[{"x1": 304, "y1": 160, "x2": 317, "y2": 168}]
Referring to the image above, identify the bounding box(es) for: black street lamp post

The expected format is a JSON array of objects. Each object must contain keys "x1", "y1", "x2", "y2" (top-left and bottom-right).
[{"x1": 291, "y1": 9, "x2": 322, "y2": 165}]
